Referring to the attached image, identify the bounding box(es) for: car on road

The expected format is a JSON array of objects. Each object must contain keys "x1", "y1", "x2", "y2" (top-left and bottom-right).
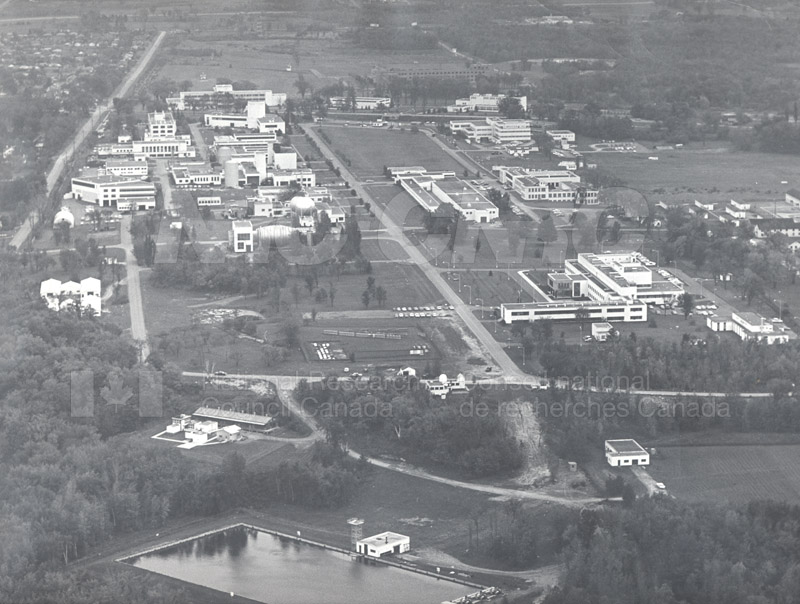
[
  {"x1": 655, "y1": 482, "x2": 666, "y2": 489},
  {"x1": 583, "y1": 335, "x2": 593, "y2": 342},
  {"x1": 214, "y1": 371, "x2": 227, "y2": 376}
]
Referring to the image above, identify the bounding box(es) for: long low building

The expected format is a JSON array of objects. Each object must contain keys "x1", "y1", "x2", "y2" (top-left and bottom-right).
[
  {"x1": 170, "y1": 163, "x2": 223, "y2": 187},
  {"x1": 167, "y1": 84, "x2": 286, "y2": 111},
  {"x1": 71, "y1": 175, "x2": 157, "y2": 210},
  {"x1": 400, "y1": 173, "x2": 498, "y2": 223},
  {"x1": 500, "y1": 299, "x2": 647, "y2": 324},
  {"x1": 496, "y1": 165, "x2": 598, "y2": 204},
  {"x1": 707, "y1": 312, "x2": 794, "y2": 344},
  {"x1": 104, "y1": 159, "x2": 149, "y2": 177}
]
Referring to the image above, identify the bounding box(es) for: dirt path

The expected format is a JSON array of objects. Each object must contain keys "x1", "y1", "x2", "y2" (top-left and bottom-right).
[
  {"x1": 408, "y1": 547, "x2": 563, "y2": 587},
  {"x1": 505, "y1": 401, "x2": 550, "y2": 486}
]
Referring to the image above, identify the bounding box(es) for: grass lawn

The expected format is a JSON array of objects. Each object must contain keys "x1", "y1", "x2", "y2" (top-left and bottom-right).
[
  {"x1": 592, "y1": 145, "x2": 800, "y2": 204},
  {"x1": 650, "y1": 444, "x2": 800, "y2": 504},
  {"x1": 156, "y1": 37, "x2": 465, "y2": 104},
  {"x1": 316, "y1": 126, "x2": 464, "y2": 179}
]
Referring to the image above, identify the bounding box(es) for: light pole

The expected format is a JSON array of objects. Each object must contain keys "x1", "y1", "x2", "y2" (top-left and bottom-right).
[
  {"x1": 464, "y1": 284, "x2": 472, "y2": 305},
  {"x1": 454, "y1": 273, "x2": 461, "y2": 292},
  {"x1": 475, "y1": 297, "x2": 484, "y2": 318}
]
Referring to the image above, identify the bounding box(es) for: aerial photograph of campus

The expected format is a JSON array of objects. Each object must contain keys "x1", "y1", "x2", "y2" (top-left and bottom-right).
[{"x1": 5, "y1": 0, "x2": 800, "y2": 602}]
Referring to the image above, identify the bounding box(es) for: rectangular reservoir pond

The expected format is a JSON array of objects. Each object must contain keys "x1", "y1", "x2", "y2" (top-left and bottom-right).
[{"x1": 124, "y1": 525, "x2": 472, "y2": 604}]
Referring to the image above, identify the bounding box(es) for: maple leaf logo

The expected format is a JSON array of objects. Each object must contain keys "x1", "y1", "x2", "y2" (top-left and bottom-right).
[{"x1": 100, "y1": 373, "x2": 133, "y2": 410}]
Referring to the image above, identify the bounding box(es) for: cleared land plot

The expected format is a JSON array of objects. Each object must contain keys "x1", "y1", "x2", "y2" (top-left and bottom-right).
[
  {"x1": 156, "y1": 37, "x2": 466, "y2": 102},
  {"x1": 651, "y1": 445, "x2": 800, "y2": 504},
  {"x1": 593, "y1": 147, "x2": 800, "y2": 204},
  {"x1": 317, "y1": 127, "x2": 464, "y2": 179}
]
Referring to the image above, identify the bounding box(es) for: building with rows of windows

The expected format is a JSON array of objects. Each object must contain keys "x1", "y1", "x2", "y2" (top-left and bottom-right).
[{"x1": 500, "y1": 252, "x2": 683, "y2": 324}]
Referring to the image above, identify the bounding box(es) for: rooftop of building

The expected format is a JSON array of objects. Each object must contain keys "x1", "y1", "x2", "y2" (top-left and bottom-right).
[
  {"x1": 501, "y1": 299, "x2": 642, "y2": 310},
  {"x1": 105, "y1": 159, "x2": 147, "y2": 167},
  {"x1": 193, "y1": 406, "x2": 271, "y2": 427},
  {"x1": 357, "y1": 532, "x2": 409, "y2": 548},
  {"x1": 606, "y1": 439, "x2": 647, "y2": 454},
  {"x1": 72, "y1": 174, "x2": 151, "y2": 186}
]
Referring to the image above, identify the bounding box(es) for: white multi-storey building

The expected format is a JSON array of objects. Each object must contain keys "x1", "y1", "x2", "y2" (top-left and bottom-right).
[
  {"x1": 104, "y1": 159, "x2": 149, "y2": 177},
  {"x1": 449, "y1": 120, "x2": 494, "y2": 143},
  {"x1": 230, "y1": 220, "x2": 254, "y2": 253},
  {"x1": 147, "y1": 111, "x2": 177, "y2": 139},
  {"x1": 71, "y1": 175, "x2": 156, "y2": 210},
  {"x1": 40, "y1": 277, "x2": 102, "y2": 316},
  {"x1": 167, "y1": 85, "x2": 286, "y2": 111},
  {"x1": 500, "y1": 252, "x2": 683, "y2": 324},
  {"x1": 268, "y1": 168, "x2": 315, "y2": 188},
  {"x1": 496, "y1": 166, "x2": 598, "y2": 204},
  {"x1": 545, "y1": 129, "x2": 576, "y2": 143},
  {"x1": 487, "y1": 117, "x2": 532, "y2": 143}
]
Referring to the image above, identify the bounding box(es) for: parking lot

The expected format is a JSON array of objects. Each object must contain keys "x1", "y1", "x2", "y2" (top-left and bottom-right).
[{"x1": 392, "y1": 303, "x2": 455, "y2": 319}]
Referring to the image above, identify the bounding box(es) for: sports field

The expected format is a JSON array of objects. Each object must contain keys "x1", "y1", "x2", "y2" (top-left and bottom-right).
[
  {"x1": 650, "y1": 445, "x2": 800, "y2": 504},
  {"x1": 317, "y1": 126, "x2": 464, "y2": 179}
]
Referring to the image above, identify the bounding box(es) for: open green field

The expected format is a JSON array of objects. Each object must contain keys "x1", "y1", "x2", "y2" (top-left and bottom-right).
[
  {"x1": 155, "y1": 37, "x2": 466, "y2": 102},
  {"x1": 651, "y1": 445, "x2": 800, "y2": 504},
  {"x1": 364, "y1": 183, "x2": 429, "y2": 228},
  {"x1": 446, "y1": 268, "x2": 539, "y2": 309},
  {"x1": 317, "y1": 126, "x2": 464, "y2": 179},
  {"x1": 592, "y1": 146, "x2": 800, "y2": 204},
  {"x1": 560, "y1": 0, "x2": 657, "y2": 20}
]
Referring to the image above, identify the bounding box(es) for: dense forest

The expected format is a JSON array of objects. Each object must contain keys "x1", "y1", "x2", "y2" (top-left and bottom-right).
[
  {"x1": 298, "y1": 377, "x2": 525, "y2": 478},
  {"x1": 438, "y1": 13, "x2": 800, "y2": 115},
  {"x1": 0, "y1": 252, "x2": 366, "y2": 602},
  {"x1": 542, "y1": 498, "x2": 800, "y2": 604}
]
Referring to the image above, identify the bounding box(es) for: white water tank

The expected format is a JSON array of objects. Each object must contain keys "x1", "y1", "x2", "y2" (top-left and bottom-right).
[
  {"x1": 218, "y1": 146, "x2": 233, "y2": 165},
  {"x1": 290, "y1": 195, "x2": 315, "y2": 215},
  {"x1": 224, "y1": 160, "x2": 240, "y2": 188}
]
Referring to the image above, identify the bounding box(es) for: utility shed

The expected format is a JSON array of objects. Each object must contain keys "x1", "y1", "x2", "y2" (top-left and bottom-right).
[
  {"x1": 605, "y1": 439, "x2": 650, "y2": 467},
  {"x1": 356, "y1": 532, "x2": 410, "y2": 558}
]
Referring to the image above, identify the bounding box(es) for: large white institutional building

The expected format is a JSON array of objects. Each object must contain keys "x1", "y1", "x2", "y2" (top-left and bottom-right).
[{"x1": 500, "y1": 252, "x2": 684, "y2": 324}]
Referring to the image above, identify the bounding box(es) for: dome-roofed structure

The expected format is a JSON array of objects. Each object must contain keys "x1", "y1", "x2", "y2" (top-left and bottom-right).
[
  {"x1": 289, "y1": 195, "x2": 316, "y2": 215},
  {"x1": 53, "y1": 207, "x2": 75, "y2": 228},
  {"x1": 256, "y1": 224, "x2": 297, "y2": 245}
]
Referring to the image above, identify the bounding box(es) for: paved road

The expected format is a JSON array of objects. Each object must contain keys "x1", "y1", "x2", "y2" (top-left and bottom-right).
[
  {"x1": 155, "y1": 160, "x2": 174, "y2": 211},
  {"x1": 118, "y1": 216, "x2": 150, "y2": 362},
  {"x1": 304, "y1": 125, "x2": 528, "y2": 379},
  {"x1": 10, "y1": 31, "x2": 167, "y2": 249},
  {"x1": 188, "y1": 122, "x2": 210, "y2": 162}
]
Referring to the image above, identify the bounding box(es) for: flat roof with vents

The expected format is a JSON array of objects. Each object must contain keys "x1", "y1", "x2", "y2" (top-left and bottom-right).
[{"x1": 192, "y1": 406, "x2": 272, "y2": 427}]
